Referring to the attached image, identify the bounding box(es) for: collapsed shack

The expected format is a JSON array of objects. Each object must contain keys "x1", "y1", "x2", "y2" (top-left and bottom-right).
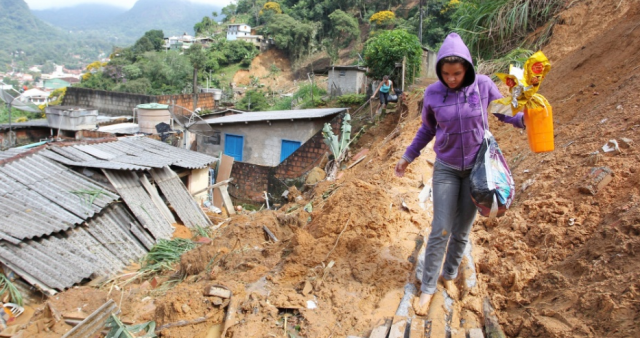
[{"x1": 0, "y1": 136, "x2": 217, "y2": 296}]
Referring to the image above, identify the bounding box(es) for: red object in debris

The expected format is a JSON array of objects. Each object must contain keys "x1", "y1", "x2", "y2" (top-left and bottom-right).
[
  {"x1": 22, "y1": 85, "x2": 28, "y2": 91},
  {"x1": 194, "y1": 237, "x2": 213, "y2": 244},
  {"x1": 351, "y1": 148, "x2": 370, "y2": 162}
]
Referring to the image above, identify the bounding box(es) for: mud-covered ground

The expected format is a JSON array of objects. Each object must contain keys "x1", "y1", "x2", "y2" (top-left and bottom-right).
[{"x1": 13, "y1": 1, "x2": 640, "y2": 337}]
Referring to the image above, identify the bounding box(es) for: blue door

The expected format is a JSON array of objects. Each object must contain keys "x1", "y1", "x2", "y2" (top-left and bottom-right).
[
  {"x1": 281, "y1": 140, "x2": 301, "y2": 162},
  {"x1": 224, "y1": 134, "x2": 244, "y2": 161}
]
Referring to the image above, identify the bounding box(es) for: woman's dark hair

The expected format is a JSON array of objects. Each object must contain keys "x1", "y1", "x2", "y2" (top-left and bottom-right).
[{"x1": 438, "y1": 56, "x2": 470, "y2": 70}]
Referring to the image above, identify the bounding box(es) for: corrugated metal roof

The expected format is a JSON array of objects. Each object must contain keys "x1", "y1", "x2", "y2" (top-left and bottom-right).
[
  {"x1": 0, "y1": 148, "x2": 29, "y2": 160},
  {"x1": 61, "y1": 300, "x2": 120, "y2": 338},
  {"x1": 0, "y1": 154, "x2": 118, "y2": 240},
  {"x1": 103, "y1": 170, "x2": 174, "y2": 240},
  {"x1": 44, "y1": 137, "x2": 217, "y2": 170},
  {"x1": 151, "y1": 166, "x2": 212, "y2": 228},
  {"x1": 203, "y1": 108, "x2": 346, "y2": 125},
  {"x1": 0, "y1": 205, "x2": 150, "y2": 292}
]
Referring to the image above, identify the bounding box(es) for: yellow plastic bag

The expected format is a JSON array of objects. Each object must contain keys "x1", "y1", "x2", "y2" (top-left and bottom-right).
[{"x1": 492, "y1": 51, "x2": 554, "y2": 153}]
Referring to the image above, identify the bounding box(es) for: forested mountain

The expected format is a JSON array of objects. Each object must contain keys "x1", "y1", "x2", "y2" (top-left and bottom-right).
[
  {"x1": 32, "y1": 3, "x2": 127, "y2": 31},
  {"x1": 32, "y1": 0, "x2": 223, "y2": 46},
  {"x1": 0, "y1": 0, "x2": 111, "y2": 70}
]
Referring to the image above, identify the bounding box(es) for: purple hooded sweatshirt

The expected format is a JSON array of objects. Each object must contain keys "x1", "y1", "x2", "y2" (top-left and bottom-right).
[{"x1": 403, "y1": 33, "x2": 524, "y2": 170}]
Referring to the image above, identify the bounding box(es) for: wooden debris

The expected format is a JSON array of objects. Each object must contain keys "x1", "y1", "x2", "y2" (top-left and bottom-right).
[
  {"x1": 204, "y1": 285, "x2": 232, "y2": 299},
  {"x1": 482, "y1": 298, "x2": 506, "y2": 338},
  {"x1": 191, "y1": 178, "x2": 234, "y2": 196},
  {"x1": 388, "y1": 316, "x2": 408, "y2": 338},
  {"x1": 221, "y1": 295, "x2": 240, "y2": 338},
  {"x1": 301, "y1": 281, "x2": 313, "y2": 296},
  {"x1": 263, "y1": 225, "x2": 279, "y2": 242},
  {"x1": 219, "y1": 185, "x2": 236, "y2": 215},
  {"x1": 369, "y1": 318, "x2": 392, "y2": 338},
  {"x1": 409, "y1": 317, "x2": 425, "y2": 338},
  {"x1": 213, "y1": 155, "x2": 234, "y2": 208}
]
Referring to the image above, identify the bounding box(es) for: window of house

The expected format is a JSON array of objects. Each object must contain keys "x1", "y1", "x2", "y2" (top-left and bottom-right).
[
  {"x1": 204, "y1": 132, "x2": 221, "y2": 145},
  {"x1": 339, "y1": 71, "x2": 346, "y2": 77}
]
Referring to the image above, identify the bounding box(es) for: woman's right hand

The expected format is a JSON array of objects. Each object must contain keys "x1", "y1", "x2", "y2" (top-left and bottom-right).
[{"x1": 395, "y1": 158, "x2": 410, "y2": 177}]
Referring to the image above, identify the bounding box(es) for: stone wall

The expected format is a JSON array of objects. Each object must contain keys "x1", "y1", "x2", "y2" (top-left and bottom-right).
[{"x1": 63, "y1": 87, "x2": 216, "y2": 117}]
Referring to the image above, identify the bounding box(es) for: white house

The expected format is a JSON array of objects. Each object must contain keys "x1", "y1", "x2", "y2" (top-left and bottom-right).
[
  {"x1": 18, "y1": 88, "x2": 50, "y2": 105},
  {"x1": 226, "y1": 24, "x2": 251, "y2": 41}
]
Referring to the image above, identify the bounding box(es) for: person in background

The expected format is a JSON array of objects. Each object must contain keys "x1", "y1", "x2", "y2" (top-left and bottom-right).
[
  {"x1": 371, "y1": 75, "x2": 394, "y2": 114},
  {"x1": 394, "y1": 32, "x2": 525, "y2": 315}
]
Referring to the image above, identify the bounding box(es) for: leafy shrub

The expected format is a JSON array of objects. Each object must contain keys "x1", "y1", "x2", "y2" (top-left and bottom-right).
[{"x1": 337, "y1": 94, "x2": 367, "y2": 106}]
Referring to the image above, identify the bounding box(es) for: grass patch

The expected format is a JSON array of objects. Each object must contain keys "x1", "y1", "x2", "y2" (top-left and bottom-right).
[{"x1": 0, "y1": 273, "x2": 22, "y2": 306}]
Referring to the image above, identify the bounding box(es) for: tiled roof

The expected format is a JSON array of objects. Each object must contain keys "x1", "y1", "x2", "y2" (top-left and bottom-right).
[{"x1": 203, "y1": 108, "x2": 346, "y2": 125}]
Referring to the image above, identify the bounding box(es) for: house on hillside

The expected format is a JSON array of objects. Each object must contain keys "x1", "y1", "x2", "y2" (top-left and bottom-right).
[
  {"x1": 0, "y1": 136, "x2": 216, "y2": 295},
  {"x1": 18, "y1": 88, "x2": 50, "y2": 105},
  {"x1": 164, "y1": 33, "x2": 196, "y2": 50},
  {"x1": 198, "y1": 108, "x2": 347, "y2": 201},
  {"x1": 43, "y1": 78, "x2": 71, "y2": 90},
  {"x1": 226, "y1": 24, "x2": 251, "y2": 41},
  {"x1": 315, "y1": 66, "x2": 368, "y2": 96}
]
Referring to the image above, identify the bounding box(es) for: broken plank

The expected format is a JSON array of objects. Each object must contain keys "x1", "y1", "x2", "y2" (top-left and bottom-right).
[
  {"x1": 409, "y1": 317, "x2": 425, "y2": 338},
  {"x1": 219, "y1": 185, "x2": 236, "y2": 215},
  {"x1": 204, "y1": 286, "x2": 232, "y2": 299},
  {"x1": 263, "y1": 225, "x2": 278, "y2": 242},
  {"x1": 388, "y1": 316, "x2": 408, "y2": 338},
  {"x1": 213, "y1": 155, "x2": 234, "y2": 208},
  {"x1": 369, "y1": 318, "x2": 392, "y2": 338},
  {"x1": 191, "y1": 178, "x2": 234, "y2": 196}
]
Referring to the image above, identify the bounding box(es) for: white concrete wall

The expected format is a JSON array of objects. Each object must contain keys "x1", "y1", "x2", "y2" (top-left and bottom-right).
[
  {"x1": 197, "y1": 118, "x2": 332, "y2": 166},
  {"x1": 328, "y1": 70, "x2": 366, "y2": 95},
  {"x1": 189, "y1": 167, "x2": 210, "y2": 204}
]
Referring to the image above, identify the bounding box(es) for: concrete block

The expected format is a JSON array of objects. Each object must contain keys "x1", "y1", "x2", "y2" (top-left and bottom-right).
[{"x1": 469, "y1": 328, "x2": 484, "y2": 338}]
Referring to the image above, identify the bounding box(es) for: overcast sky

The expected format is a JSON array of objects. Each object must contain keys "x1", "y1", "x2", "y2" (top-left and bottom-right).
[{"x1": 25, "y1": 0, "x2": 233, "y2": 10}]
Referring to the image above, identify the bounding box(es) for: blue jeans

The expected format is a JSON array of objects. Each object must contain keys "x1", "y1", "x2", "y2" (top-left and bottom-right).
[{"x1": 421, "y1": 161, "x2": 477, "y2": 294}]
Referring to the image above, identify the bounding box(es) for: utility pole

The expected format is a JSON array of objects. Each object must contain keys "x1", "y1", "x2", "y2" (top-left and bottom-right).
[{"x1": 418, "y1": 0, "x2": 423, "y2": 43}]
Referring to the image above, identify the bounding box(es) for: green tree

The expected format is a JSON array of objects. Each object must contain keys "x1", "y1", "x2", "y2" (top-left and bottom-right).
[
  {"x1": 266, "y1": 14, "x2": 317, "y2": 61},
  {"x1": 364, "y1": 29, "x2": 422, "y2": 83},
  {"x1": 186, "y1": 44, "x2": 208, "y2": 93},
  {"x1": 194, "y1": 15, "x2": 220, "y2": 36},
  {"x1": 237, "y1": 89, "x2": 269, "y2": 111},
  {"x1": 328, "y1": 10, "x2": 360, "y2": 47}
]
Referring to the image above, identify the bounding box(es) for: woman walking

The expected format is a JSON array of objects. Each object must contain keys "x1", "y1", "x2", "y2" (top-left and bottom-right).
[
  {"x1": 394, "y1": 33, "x2": 525, "y2": 315},
  {"x1": 371, "y1": 75, "x2": 394, "y2": 114}
]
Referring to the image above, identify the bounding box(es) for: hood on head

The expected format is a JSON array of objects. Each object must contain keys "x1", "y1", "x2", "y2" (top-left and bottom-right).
[{"x1": 436, "y1": 33, "x2": 475, "y2": 89}]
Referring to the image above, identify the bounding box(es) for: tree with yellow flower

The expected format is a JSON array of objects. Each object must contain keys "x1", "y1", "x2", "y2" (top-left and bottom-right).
[{"x1": 369, "y1": 10, "x2": 395, "y2": 26}]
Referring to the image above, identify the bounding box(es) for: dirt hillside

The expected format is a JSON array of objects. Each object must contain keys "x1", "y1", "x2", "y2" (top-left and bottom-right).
[{"x1": 14, "y1": 1, "x2": 640, "y2": 337}]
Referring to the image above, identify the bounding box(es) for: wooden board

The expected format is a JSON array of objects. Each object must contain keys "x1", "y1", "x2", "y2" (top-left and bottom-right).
[
  {"x1": 369, "y1": 318, "x2": 392, "y2": 338},
  {"x1": 388, "y1": 316, "x2": 408, "y2": 338},
  {"x1": 219, "y1": 185, "x2": 236, "y2": 215},
  {"x1": 213, "y1": 154, "x2": 234, "y2": 208},
  {"x1": 409, "y1": 317, "x2": 426, "y2": 338}
]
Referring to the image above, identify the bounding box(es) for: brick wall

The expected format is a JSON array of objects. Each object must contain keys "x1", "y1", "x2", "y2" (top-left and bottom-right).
[
  {"x1": 0, "y1": 128, "x2": 50, "y2": 149},
  {"x1": 274, "y1": 113, "x2": 343, "y2": 179},
  {"x1": 63, "y1": 87, "x2": 216, "y2": 117},
  {"x1": 229, "y1": 161, "x2": 274, "y2": 203}
]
